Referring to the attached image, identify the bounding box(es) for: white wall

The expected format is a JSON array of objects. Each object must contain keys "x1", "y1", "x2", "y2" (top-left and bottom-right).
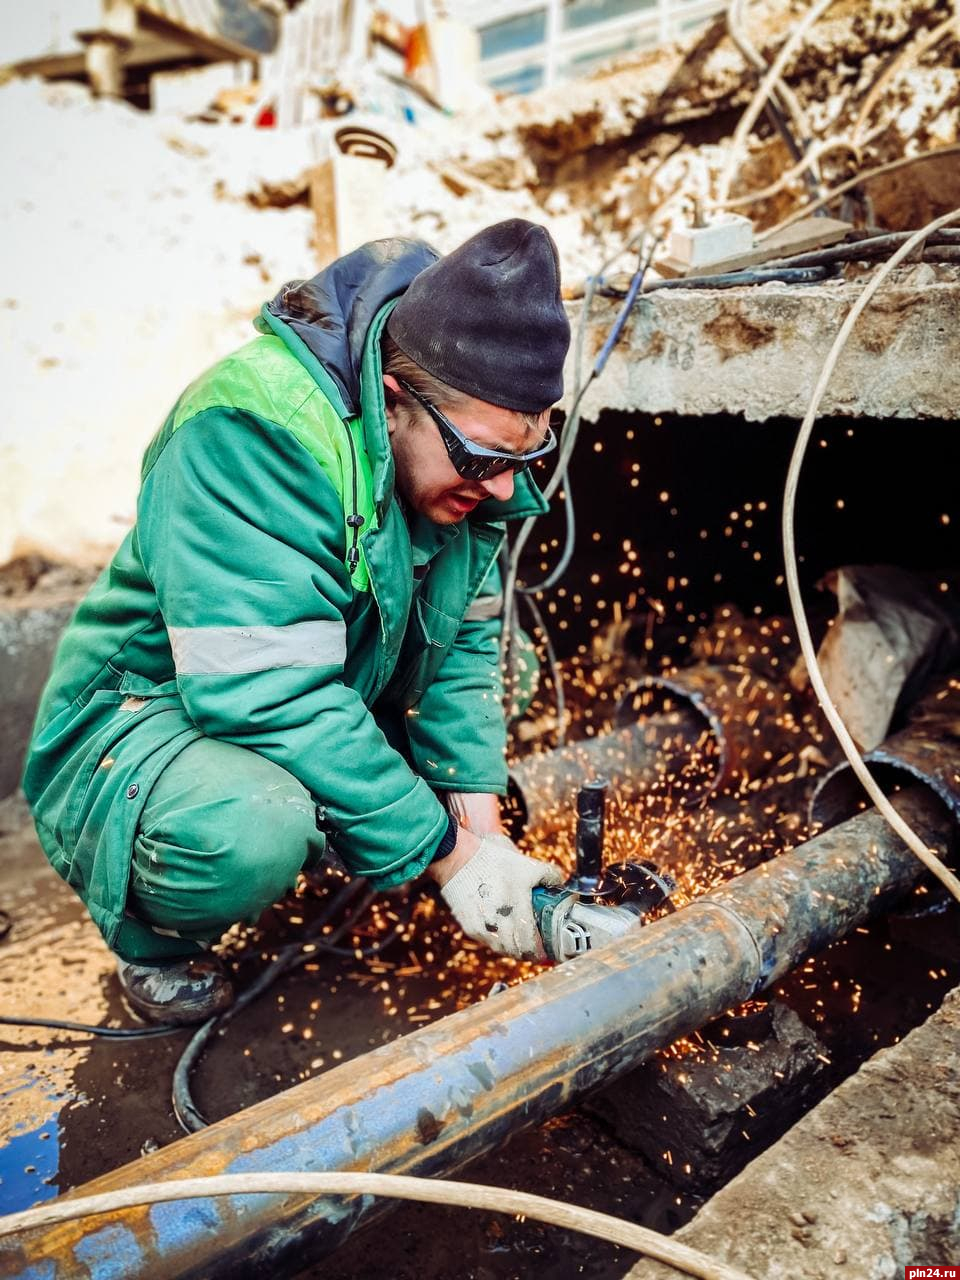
[{"x1": 0, "y1": 2, "x2": 103, "y2": 65}]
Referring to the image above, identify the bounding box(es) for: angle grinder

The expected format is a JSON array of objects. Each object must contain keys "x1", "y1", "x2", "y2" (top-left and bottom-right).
[{"x1": 532, "y1": 778, "x2": 677, "y2": 962}]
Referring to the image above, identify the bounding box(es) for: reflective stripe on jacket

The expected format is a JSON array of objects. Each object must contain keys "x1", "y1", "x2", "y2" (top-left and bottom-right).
[{"x1": 24, "y1": 286, "x2": 547, "y2": 950}]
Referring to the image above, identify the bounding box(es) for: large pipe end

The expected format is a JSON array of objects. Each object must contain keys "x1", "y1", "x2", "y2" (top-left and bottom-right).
[
  {"x1": 616, "y1": 664, "x2": 792, "y2": 804},
  {"x1": 810, "y1": 694, "x2": 960, "y2": 839}
]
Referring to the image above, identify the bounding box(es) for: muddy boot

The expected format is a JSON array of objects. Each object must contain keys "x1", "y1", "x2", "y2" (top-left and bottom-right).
[{"x1": 116, "y1": 954, "x2": 234, "y2": 1025}]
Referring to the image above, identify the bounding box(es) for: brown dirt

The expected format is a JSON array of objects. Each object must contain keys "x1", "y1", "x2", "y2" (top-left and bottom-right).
[{"x1": 701, "y1": 312, "x2": 778, "y2": 362}]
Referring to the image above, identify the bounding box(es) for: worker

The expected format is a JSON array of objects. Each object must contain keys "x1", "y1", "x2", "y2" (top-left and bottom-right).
[{"x1": 23, "y1": 219, "x2": 569, "y2": 1025}]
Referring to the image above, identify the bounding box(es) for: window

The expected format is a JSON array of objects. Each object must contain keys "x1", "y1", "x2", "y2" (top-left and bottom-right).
[
  {"x1": 560, "y1": 34, "x2": 645, "y2": 77},
  {"x1": 488, "y1": 62, "x2": 547, "y2": 93},
  {"x1": 562, "y1": 0, "x2": 654, "y2": 32},
  {"x1": 478, "y1": 9, "x2": 548, "y2": 60}
]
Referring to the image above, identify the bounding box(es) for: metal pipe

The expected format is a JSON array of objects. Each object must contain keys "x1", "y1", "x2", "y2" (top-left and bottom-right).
[
  {"x1": 811, "y1": 680, "x2": 960, "y2": 832},
  {"x1": 3, "y1": 787, "x2": 953, "y2": 1280},
  {"x1": 508, "y1": 708, "x2": 702, "y2": 829},
  {"x1": 512, "y1": 665, "x2": 798, "y2": 834},
  {"x1": 617, "y1": 664, "x2": 795, "y2": 800},
  {"x1": 508, "y1": 663, "x2": 793, "y2": 831}
]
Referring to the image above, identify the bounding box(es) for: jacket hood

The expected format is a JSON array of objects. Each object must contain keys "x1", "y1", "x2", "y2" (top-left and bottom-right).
[{"x1": 263, "y1": 238, "x2": 439, "y2": 418}]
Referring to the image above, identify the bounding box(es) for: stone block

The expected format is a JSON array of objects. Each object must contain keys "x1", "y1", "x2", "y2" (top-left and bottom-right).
[
  {"x1": 586, "y1": 999, "x2": 828, "y2": 1188},
  {"x1": 626, "y1": 987, "x2": 960, "y2": 1280}
]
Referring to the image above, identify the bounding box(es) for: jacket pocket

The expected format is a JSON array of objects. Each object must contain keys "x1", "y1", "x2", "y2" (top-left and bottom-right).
[
  {"x1": 26, "y1": 672, "x2": 193, "y2": 887},
  {"x1": 394, "y1": 598, "x2": 461, "y2": 708},
  {"x1": 67, "y1": 674, "x2": 181, "y2": 841}
]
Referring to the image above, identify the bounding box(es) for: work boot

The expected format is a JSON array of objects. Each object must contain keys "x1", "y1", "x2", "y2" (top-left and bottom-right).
[{"x1": 116, "y1": 954, "x2": 234, "y2": 1025}]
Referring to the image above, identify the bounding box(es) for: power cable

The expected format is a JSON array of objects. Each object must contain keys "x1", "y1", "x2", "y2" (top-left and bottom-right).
[
  {"x1": 717, "y1": 136, "x2": 865, "y2": 211},
  {"x1": 173, "y1": 876, "x2": 381, "y2": 1132},
  {"x1": 0, "y1": 1015, "x2": 180, "y2": 1040},
  {"x1": 500, "y1": 237, "x2": 657, "y2": 743},
  {"x1": 520, "y1": 593, "x2": 567, "y2": 746},
  {"x1": 501, "y1": 271, "x2": 601, "y2": 663},
  {"x1": 503, "y1": 236, "x2": 657, "y2": 645},
  {"x1": 641, "y1": 264, "x2": 831, "y2": 291},
  {"x1": 725, "y1": 0, "x2": 821, "y2": 195},
  {"x1": 0, "y1": 877, "x2": 404, "y2": 1049},
  {"x1": 760, "y1": 227, "x2": 960, "y2": 269},
  {"x1": 716, "y1": 0, "x2": 840, "y2": 210},
  {"x1": 782, "y1": 206, "x2": 960, "y2": 905},
  {"x1": 757, "y1": 145, "x2": 960, "y2": 239},
  {"x1": 0, "y1": 1170, "x2": 755, "y2": 1280}
]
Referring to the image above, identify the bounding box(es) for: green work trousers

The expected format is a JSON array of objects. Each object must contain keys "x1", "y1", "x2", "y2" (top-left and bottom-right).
[{"x1": 116, "y1": 738, "x2": 325, "y2": 964}]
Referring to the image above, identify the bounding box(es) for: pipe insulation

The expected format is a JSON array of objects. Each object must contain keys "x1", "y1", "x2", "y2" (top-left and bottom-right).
[{"x1": 2, "y1": 786, "x2": 954, "y2": 1280}]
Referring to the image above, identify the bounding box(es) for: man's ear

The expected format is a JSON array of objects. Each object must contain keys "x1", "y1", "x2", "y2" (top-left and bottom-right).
[{"x1": 382, "y1": 374, "x2": 401, "y2": 436}]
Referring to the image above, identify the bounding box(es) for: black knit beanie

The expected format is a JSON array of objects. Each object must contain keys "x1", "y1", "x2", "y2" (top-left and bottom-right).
[{"x1": 386, "y1": 219, "x2": 570, "y2": 413}]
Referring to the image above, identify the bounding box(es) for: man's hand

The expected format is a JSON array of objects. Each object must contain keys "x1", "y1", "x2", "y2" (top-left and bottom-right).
[
  {"x1": 431, "y1": 830, "x2": 564, "y2": 960},
  {"x1": 443, "y1": 791, "x2": 504, "y2": 837}
]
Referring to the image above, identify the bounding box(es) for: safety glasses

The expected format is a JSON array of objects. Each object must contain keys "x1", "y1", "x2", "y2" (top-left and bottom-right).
[{"x1": 395, "y1": 377, "x2": 557, "y2": 482}]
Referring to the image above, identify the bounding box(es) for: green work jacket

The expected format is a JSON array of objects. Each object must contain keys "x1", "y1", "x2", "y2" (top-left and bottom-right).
[{"x1": 23, "y1": 241, "x2": 547, "y2": 951}]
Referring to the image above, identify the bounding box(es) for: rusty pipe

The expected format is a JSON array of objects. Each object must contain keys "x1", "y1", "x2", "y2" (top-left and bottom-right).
[
  {"x1": 618, "y1": 664, "x2": 796, "y2": 800},
  {"x1": 811, "y1": 679, "x2": 960, "y2": 832},
  {"x1": 2, "y1": 787, "x2": 954, "y2": 1280},
  {"x1": 508, "y1": 708, "x2": 701, "y2": 829},
  {"x1": 509, "y1": 665, "x2": 795, "y2": 831}
]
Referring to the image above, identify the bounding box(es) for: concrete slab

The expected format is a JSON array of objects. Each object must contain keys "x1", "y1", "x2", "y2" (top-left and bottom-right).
[
  {"x1": 626, "y1": 986, "x2": 960, "y2": 1280},
  {"x1": 570, "y1": 271, "x2": 960, "y2": 421}
]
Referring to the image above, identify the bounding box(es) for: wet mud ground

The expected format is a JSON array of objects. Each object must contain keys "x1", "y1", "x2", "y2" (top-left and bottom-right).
[{"x1": 2, "y1": 785, "x2": 959, "y2": 1280}]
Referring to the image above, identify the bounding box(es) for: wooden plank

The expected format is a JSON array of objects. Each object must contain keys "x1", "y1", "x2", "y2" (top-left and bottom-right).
[
  {"x1": 657, "y1": 216, "x2": 852, "y2": 279},
  {"x1": 135, "y1": 4, "x2": 258, "y2": 62}
]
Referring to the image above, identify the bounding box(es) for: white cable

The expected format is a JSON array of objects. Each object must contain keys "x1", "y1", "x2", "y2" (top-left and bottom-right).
[
  {"x1": 501, "y1": 228, "x2": 656, "y2": 667},
  {"x1": 717, "y1": 136, "x2": 861, "y2": 210},
  {"x1": 500, "y1": 266, "x2": 605, "y2": 668},
  {"x1": 0, "y1": 1170, "x2": 755, "y2": 1280},
  {"x1": 783, "y1": 206, "x2": 960, "y2": 904},
  {"x1": 716, "y1": 0, "x2": 839, "y2": 209},
  {"x1": 725, "y1": 0, "x2": 819, "y2": 185},
  {"x1": 757, "y1": 144, "x2": 960, "y2": 241}
]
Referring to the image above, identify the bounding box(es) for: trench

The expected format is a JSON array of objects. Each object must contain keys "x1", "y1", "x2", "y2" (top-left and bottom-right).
[{"x1": 0, "y1": 408, "x2": 958, "y2": 1278}]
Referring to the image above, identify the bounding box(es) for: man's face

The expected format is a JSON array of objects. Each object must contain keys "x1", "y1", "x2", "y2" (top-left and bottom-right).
[{"x1": 384, "y1": 374, "x2": 549, "y2": 525}]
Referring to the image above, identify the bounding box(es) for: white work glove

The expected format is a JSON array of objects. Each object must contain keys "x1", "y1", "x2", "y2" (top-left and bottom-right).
[{"x1": 440, "y1": 833, "x2": 564, "y2": 960}]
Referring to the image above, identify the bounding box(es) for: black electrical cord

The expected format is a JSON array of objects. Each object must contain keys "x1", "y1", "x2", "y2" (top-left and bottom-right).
[
  {"x1": 519, "y1": 593, "x2": 567, "y2": 746},
  {"x1": 500, "y1": 234, "x2": 659, "y2": 741},
  {"x1": 759, "y1": 229, "x2": 960, "y2": 271},
  {"x1": 0, "y1": 1015, "x2": 182, "y2": 1040},
  {"x1": 173, "y1": 876, "x2": 372, "y2": 1131},
  {"x1": 0, "y1": 879, "x2": 407, "y2": 1060},
  {"x1": 725, "y1": 0, "x2": 821, "y2": 200},
  {"x1": 500, "y1": 227, "x2": 655, "y2": 674},
  {"x1": 625, "y1": 264, "x2": 832, "y2": 293},
  {"x1": 0, "y1": 900, "x2": 182, "y2": 1038},
  {"x1": 171, "y1": 877, "x2": 418, "y2": 1134}
]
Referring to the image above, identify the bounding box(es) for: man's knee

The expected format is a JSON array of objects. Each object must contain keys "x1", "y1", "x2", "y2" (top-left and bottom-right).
[
  {"x1": 210, "y1": 782, "x2": 318, "y2": 911},
  {"x1": 130, "y1": 740, "x2": 322, "y2": 935}
]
